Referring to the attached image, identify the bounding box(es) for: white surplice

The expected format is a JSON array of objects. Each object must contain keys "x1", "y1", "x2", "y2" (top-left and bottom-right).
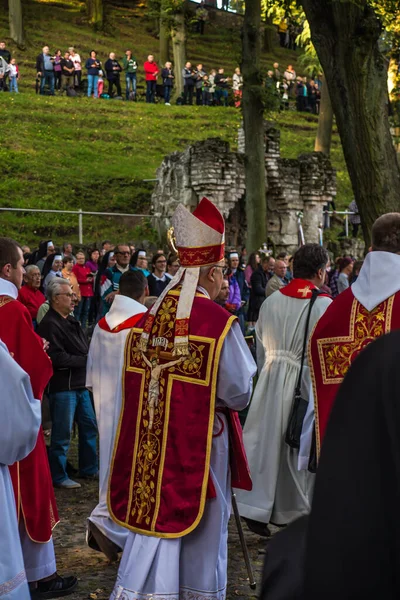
[
  {"x1": 0, "y1": 340, "x2": 42, "y2": 599},
  {"x1": 86, "y1": 294, "x2": 146, "y2": 549},
  {"x1": 109, "y1": 313, "x2": 256, "y2": 600},
  {"x1": 236, "y1": 291, "x2": 331, "y2": 526}
]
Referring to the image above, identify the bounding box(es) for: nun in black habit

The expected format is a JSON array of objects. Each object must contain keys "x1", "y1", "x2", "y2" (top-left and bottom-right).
[{"x1": 261, "y1": 330, "x2": 400, "y2": 600}]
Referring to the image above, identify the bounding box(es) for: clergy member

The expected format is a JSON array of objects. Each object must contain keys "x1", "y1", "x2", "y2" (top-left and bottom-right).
[
  {"x1": 107, "y1": 198, "x2": 256, "y2": 600},
  {"x1": 43, "y1": 254, "x2": 63, "y2": 293},
  {"x1": 0, "y1": 237, "x2": 77, "y2": 598},
  {"x1": 86, "y1": 270, "x2": 148, "y2": 561},
  {"x1": 0, "y1": 340, "x2": 42, "y2": 600},
  {"x1": 236, "y1": 244, "x2": 331, "y2": 535},
  {"x1": 18, "y1": 264, "x2": 46, "y2": 324},
  {"x1": 310, "y1": 212, "x2": 400, "y2": 455}
]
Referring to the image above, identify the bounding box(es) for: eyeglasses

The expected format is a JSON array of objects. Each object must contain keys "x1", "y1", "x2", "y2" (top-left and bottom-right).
[
  {"x1": 116, "y1": 251, "x2": 131, "y2": 256},
  {"x1": 56, "y1": 292, "x2": 74, "y2": 298},
  {"x1": 156, "y1": 260, "x2": 167, "y2": 264}
]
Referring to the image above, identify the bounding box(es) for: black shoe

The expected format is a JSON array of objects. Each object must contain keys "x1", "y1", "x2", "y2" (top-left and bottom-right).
[
  {"x1": 244, "y1": 517, "x2": 271, "y2": 537},
  {"x1": 31, "y1": 574, "x2": 78, "y2": 598},
  {"x1": 78, "y1": 472, "x2": 99, "y2": 480},
  {"x1": 87, "y1": 520, "x2": 120, "y2": 562}
]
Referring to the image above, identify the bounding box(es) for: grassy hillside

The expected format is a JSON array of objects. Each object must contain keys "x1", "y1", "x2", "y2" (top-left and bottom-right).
[{"x1": 0, "y1": 0, "x2": 351, "y2": 246}]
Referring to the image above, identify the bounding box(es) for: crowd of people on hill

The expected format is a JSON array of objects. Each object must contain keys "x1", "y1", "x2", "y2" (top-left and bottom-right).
[
  {"x1": 2, "y1": 38, "x2": 318, "y2": 111},
  {"x1": 265, "y1": 61, "x2": 322, "y2": 114},
  {"x1": 1, "y1": 40, "x2": 245, "y2": 105}
]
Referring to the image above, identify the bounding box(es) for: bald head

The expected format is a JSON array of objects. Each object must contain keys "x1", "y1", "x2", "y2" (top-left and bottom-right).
[
  {"x1": 275, "y1": 260, "x2": 287, "y2": 278},
  {"x1": 372, "y1": 213, "x2": 400, "y2": 253}
]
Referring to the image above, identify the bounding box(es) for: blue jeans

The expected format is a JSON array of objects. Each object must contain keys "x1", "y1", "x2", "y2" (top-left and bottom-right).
[
  {"x1": 202, "y1": 90, "x2": 211, "y2": 106},
  {"x1": 146, "y1": 80, "x2": 156, "y2": 103},
  {"x1": 126, "y1": 73, "x2": 137, "y2": 99},
  {"x1": 216, "y1": 88, "x2": 228, "y2": 106},
  {"x1": 87, "y1": 74, "x2": 99, "y2": 98},
  {"x1": 164, "y1": 85, "x2": 172, "y2": 103},
  {"x1": 48, "y1": 389, "x2": 98, "y2": 484},
  {"x1": 9, "y1": 76, "x2": 18, "y2": 93},
  {"x1": 74, "y1": 296, "x2": 92, "y2": 329},
  {"x1": 40, "y1": 70, "x2": 55, "y2": 95}
]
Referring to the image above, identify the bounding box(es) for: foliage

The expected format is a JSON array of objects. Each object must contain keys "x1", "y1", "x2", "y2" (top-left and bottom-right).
[{"x1": 0, "y1": 0, "x2": 352, "y2": 246}]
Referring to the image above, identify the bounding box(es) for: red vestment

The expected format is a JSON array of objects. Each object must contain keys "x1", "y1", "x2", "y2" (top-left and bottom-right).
[
  {"x1": 109, "y1": 289, "x2": 251, "y2": 538},
  {"x1": 309, "y1": 288, "x2": 400, "y2": 455},
  {"x1": 0, "y1": 295, "x2": 59, "y2": 542},
  {"x1": 97, "y1": 312, "x2": 144, "y2": 333},
  {"x1": 18, "y1": 285, "x2": 46, "y2": 320}
]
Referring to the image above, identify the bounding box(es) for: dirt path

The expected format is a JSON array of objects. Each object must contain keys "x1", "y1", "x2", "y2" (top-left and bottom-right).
[{"x1": 53, "y1": 480, "x2": 269, "y2": 600}]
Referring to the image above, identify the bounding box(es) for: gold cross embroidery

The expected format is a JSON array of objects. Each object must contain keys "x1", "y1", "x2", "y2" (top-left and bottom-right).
[{"x1": 298, "y1": 285, "x2": 311, "y2": 298}]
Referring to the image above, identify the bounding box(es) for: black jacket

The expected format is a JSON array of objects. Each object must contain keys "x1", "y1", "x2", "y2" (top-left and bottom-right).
[
  {"x1": 147, "y1": 273, "x2": 171, "y2": 297},
  {"x1": 248, "y1": 266, "x2": 268, "y2": 321},
  {"x1": 105, "y1": 59, "x2": 122, "y2": 81},
  {"x1": 0, "y1": 48, "x2": 11, "y2": 64},
  {"x1": 37, "y1": 307, "x2": 89, "y2": 393},
  {"x1": 61, "y1": 58, "x2": 74, "y2": 75}
]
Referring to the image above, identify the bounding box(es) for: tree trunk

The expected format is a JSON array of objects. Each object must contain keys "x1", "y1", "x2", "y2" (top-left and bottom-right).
[
  {"x1": 87, "y1": 0, "x2": 103, "y2": 30},
  {"x1": 301, "y1": 0, "x2": 400, "y2": 246},
  {"x1": 159, "y1": 21, "x2": 170, "y2": 66},
  {"x1": 263, "y1": 15, "x2": 275, "y2": 53},
  {"x1": 314, "y1": 75, "x2": 333, "y2": 155},
  {"x1": 159, "y1": 0, "x2": 170, "y2": 66},
  {"x1": 171, "y1": 12, "x2": 186, "y2": 100},
  {"x1": 9, "y1": 0, "x2": 24, "y2": 48},
  {"x1": 241, "y1": 0, "x2": 266, "y2": 253}
]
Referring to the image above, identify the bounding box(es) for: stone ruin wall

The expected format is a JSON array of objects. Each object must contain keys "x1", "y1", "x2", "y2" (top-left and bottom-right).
[{"x1": 151, "y1": 122, "x2": 337, "y2": 254}]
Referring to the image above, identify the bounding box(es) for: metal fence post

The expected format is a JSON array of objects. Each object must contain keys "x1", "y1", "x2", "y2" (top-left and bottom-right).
[
  {"x1": 78, "y1": 209, "x2": 83, "y2": 244},
  {"x1": 345, "y1": 212, "x2": 349, "y2": 237}
]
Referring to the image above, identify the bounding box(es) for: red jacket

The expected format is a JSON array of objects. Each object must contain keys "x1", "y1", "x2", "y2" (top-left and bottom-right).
[
  {"x1": 144, "y1": 61, "x2": 159, "y2": 81},
  {"x1": 72, "y1": 264, "x2": 94, "y2": 297}
]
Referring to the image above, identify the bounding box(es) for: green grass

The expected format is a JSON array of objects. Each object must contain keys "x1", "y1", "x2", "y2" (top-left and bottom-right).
[{"x1": 0, "y1": 0, "x2": 352, "y2": 246}]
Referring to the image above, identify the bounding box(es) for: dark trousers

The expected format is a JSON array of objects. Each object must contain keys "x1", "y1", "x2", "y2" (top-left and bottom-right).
[
  {"x1": 216, "y1": 88, "x2": 229, "y2": 106},
  {"x1": 74, "y1": 70, "x2": 82, "y2": 88},
  {"x1": 74, "y1": 296, "x2": 92, "y2": 329},
  {"x1": 297, "y1": 96, "x2": 307, "y2": 112},
  {"x1": 196, "y1": 19, "x2": 205, "y2": 34},
  {"x1": 352, "y1": 223, "x2": 360, "y2": 237},
  {"x1": 40, "y1": 70, "x2": 55, "y2": 95},
  {"x1": 108, "y1": 77, "x2": 121, "y2": 97},
  {"x1": 183, "y1": 84, "x2": 194, "y2": 105},
  {"x1": 202, "y1": 90, "x2": 211, "y2": 106},
  {"x1": 146, "y1": 80, "x2": 157, "y2": 103},
  {"x1": 164, "y1": 85, "x2": 172, "y2": 103},
  {"x1": 54, "y1": 71, "x2": 62, "y2": 90},
  {"x1": 196, "y1": 87, "x2": 203, "y2": 105},
  {"x1": 279, "y1": 31, "x2": 286, "y2": 47}
]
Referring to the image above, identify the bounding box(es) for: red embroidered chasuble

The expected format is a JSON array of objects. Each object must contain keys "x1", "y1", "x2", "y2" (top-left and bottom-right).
[
  {"x1": 309, "y1": 288, "x2": 400, "y2": 455},
  {"x1": 108, "y1": 289, "x2": 249, "y2": 538},
  {"x1": 0, "y1": 295, "x2": 59, "y2": 542}
]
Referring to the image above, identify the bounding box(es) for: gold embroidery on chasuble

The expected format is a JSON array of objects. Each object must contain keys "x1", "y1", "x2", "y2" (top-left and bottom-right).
[
  {"x1": 0, "y1": 296, "x2": 14, "y2": 309},
  {"x1": 124, "y1": 292, "x2": 215, "y2": 533},
  {"x1": 317, "y1": 297, "x2": 394, "y2": 385}
]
